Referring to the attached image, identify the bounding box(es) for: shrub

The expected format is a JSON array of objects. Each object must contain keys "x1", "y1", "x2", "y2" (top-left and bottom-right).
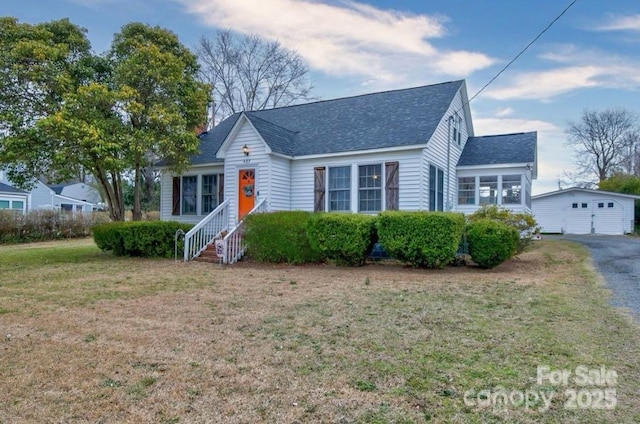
[
  {"x1": 92, "y1": 221, "x2": 193, "y2": 258},
  {"x1": 244, "y1": 211, "x2": 322, "y2": 264},
  {"x1": 0, "y1": 210, "x2": 110, "y2": 244},
  {"x1": 467, "y1": 219, "x2": 519, "y2": 268},
  {"x1": 376, "y1": 211, "x2": 466, "y2": 268},
  {"x1": 468, "y1": 205, "x2": 539, "y2": 252},
  {"x1": 306, "y1": 213, "x2": 377, "y2": 266}
]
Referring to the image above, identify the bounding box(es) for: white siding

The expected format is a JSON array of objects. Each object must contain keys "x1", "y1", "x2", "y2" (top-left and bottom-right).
[
  {"x1": 423, "y1": 89, "x2": 469, "y2": 210},
  {"x1": 269, "y1": 155, "x2": 291, "y2": 211},
  {"x1": 159, "y1": 164, "x2": 224, "y2": 224},
  {"x1": 290, "y1": 149, "x2": 423, "y2": 212},
  {"x1": 222, "y1": 120, "x2": 271, "y2": 226},
  {"x1": 532, "y1": 191, "x2": 635, "y2": 234},
  {"x1": 30, "y1": 182, "x2": 57, "y2": 210}
]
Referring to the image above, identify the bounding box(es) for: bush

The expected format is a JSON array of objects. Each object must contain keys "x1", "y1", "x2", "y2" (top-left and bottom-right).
[
  {"x1": 0, "y1": 210, "x2": 110, "y2": 244},
  {"x1": 376, "y1": 211, "x2": 466, "y2": 268},
  {"x1": 244, "y1": 211, "x2": 322, "y2": 264},
  {"x1": 306, "y1": 213, "x2": 377, "y2": 266},
  {"x1": 468, "y1": 205, "x2": 539, "y2": 252},
  {"x1": 467, "y1": 219, "x2": 519, "y2": 268},
  {"x1": 92, "y1": 221, "x2": 193, "y2": 258}
]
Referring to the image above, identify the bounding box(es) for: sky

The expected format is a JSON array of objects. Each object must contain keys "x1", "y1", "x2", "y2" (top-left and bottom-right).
[{"x1": 3, "y1": 0, "x2": 640, "y2": 194}]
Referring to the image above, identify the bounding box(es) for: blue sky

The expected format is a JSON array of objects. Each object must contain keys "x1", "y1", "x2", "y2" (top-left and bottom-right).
[{"x1": 3, "y1": 0, "x2": 640, "y2": 194}]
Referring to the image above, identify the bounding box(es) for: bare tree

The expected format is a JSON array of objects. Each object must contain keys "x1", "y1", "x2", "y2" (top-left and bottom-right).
[
  {"x1": 197, "y1": 30, "x2": 314, "y2": 123},
  {"x1": 566, "y1": 108, "x2": 639, "y2": 184}
]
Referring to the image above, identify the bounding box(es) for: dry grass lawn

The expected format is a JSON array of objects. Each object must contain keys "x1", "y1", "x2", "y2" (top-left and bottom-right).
[{"x1": 0, "y1": 238, "x2": 639, "y2": 423}]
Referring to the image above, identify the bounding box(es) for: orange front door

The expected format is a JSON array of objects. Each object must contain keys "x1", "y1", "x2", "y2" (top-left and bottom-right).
[{"x1": 238, "y1": 169, "x2": 255, "y2": 220}]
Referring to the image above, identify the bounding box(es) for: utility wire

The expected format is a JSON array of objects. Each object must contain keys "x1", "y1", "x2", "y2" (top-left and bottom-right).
[{"x1": 459, "y1": 0, "x2": 580, "y2": 113}]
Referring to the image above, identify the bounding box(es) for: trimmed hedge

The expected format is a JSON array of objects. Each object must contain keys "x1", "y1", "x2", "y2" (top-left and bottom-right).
[
  {"x1": 244, "y1": 211, "x2": 322, "y2": 264},
  {"x1": 306, "y1": 213, "x2": 377, "y2": 266},
  {"x1": 468, "y1": 205, "x2": 539, "y2": 252},
  {"x1": 93, "y1": 221, "x2": 193, "y2": 258},
  {"x1": 377, "y1": 211, "x2": 466, "y2": 268},
  {"x1": 467, "y1": 219, "x2": 519, "y2": 268},
  {"x1": 0, "y1": 210, "x2": 110, "y2": 244}
]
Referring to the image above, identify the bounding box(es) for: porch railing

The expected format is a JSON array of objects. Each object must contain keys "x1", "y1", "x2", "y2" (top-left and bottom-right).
[
  {"x1": 221, "y1": 198, "x2": 267, "y2": 264},
  {"x1": 183, "y1": 200, "x2": 229, "y2": 262}
]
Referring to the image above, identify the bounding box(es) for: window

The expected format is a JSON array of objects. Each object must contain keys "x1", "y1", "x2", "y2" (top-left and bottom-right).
[
  {"x1": 581, "y1": 203, "x2": 588, "y2": 208},
  {"x1": 182, "y1": 176, "x2": 197, "y2": 215},
  {"x1": 458, "y1": 177, "x2": 475, "y2": 205},
  {"x1": 429, "y1": 165, "x2": 444, "y2": 211},
  {"x1": 0, "y1": 200, "x2": 9, "y2": 209},
  {"x1": 329, "y1": 166, "x2": 351, "y2": 211},
  {"x1": 358, "y1": 164, "x2": 382, "y2": 212},
  {"x1": 572, "y1": 203, "x2": 578, "y2": 209},
  {"x1": 598, "y1": 202, "x2": 604, "y2": 208},
  {"x1": 202, "y1": 174, "x2": 224, "y2": 214},
  {"x1": 452, "y1": 115, "x2": 462, "y2": 146},
  {"x1": 479, "y1": 176, "x2": 498, "y2": 205},
  {"x1": 502, "y1": 175, "x2": 522, "y2": 204},
  {"x1": 608, "y1": 202, "x2": 614, "y2": 208}
]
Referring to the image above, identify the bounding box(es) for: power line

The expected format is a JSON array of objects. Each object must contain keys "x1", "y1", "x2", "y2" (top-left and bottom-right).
[{"x1": 460, "y1": 0, "x2": 580, "y2": 112}]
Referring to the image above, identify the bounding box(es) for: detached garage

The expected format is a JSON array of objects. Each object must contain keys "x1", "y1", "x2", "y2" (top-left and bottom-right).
[{"x1": 532, "y1": 188, "x2": 640, "y2": 235}]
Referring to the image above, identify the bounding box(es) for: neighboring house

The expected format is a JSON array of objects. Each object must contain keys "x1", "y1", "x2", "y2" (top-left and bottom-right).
[
  {"x1": 532, "y1": 188, "x2": 640, "y2": 235},
  {"x1": 48, "y1": 181, "x2": 102, "y2": 206},
  {"x1": 0, "y1": 170, "x2": 94, "y2": 213},
  {"x1": 158, "y1": 80, "x2": 538, "y2": 261},
  {"x1": 160, "y1": 80, "x2": 537, "y2": 224},
  {"x1": 0, "y1": 182, "x2": 28, "y2": 213}
]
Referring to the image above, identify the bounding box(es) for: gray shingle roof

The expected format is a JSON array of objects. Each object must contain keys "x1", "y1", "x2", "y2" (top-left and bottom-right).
[
  {"x1": 0, "y1": 182, "x2": 27, "y2": 194},
  {"x1": 457, "y1": 132, "x2": 537, "y2": 167},
  {"x1": 192, "y1": 80, "x2": 464, "y2": 160}
]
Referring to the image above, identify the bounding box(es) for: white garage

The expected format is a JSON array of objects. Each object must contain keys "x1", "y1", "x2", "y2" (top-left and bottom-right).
[{"x1": 532, "y1": 188, "x2": 639, "y2": 235}]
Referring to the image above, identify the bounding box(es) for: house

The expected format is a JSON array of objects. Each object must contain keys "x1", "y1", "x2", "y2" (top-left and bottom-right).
[
  {"x1": 0, "y1": 182, "x2": 28, "y2": 213},
  {"x1": 0, "y1": 170, "x2": 95, "y2": 213},
  {"x1": 158, "y1": 80, "x2": 538, "y2": 262},
  {"x1": 532, "y1": 188, "x2": 640, "y2": 235},
  {"x1": 48, "y1": 181, "x2": 102, "y2": 207}
]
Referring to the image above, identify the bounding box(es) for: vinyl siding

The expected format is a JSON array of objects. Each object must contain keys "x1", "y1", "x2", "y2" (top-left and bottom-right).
[
  {"x1": 269, "y1": 155, "x2": 291, "y2": 211},
  {"x1": 223, "y1": 120, "x2": 271, "y2": 226},
  {"x1": 59, "y1": 184, "x2": 101, "y2": 204},
  {"x1": 290, "y1": 149, "x2": 423, "y2": 212},
  {"x1": 159, "y1": 164, "x2": 224, "y2": 224},
  {"x1": 423, "y1": 90, "x2": 469, "y2": 211}
]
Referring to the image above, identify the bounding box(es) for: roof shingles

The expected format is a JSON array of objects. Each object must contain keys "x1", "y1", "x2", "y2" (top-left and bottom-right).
[{"x1": 457, "y1": 132, "x2": 537, "y2": 167}]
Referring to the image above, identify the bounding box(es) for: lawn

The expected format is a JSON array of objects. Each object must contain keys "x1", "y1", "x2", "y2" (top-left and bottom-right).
[{"x1": 0, "y1": 238, "x2": 639, "y2": 423}]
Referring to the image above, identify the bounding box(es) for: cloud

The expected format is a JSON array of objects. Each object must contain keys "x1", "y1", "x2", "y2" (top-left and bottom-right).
[
  {"x1": 596, "y1": 14, "x2": 640, "y2": 32},
  {"x1": 483, "y1": 46, "x2": 640, "y2": 100},
  {"x1": 176, "y1": 0, "x2": 494, "y2": 84}
]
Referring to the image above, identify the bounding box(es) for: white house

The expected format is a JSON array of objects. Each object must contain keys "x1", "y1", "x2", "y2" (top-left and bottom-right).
[
  {"x1": 158, "y1": 80, "x2": 538, "y2": 262},
  {"x1": 48, "y1": 182, "x2": 102, "y2": 208},
  {"x1": 0, "y1": 182, "x2": 29, "y2": 213},
  {"x1": 0, "y1": 170, "x2": 94, "y2": 213},
  {"x1": 532, "y1": 188, "x2": 640, "y2": 235}
]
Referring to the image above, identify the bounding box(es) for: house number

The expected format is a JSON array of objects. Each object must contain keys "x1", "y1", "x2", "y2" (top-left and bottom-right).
[{"x1": 242, "y1": 159, "x2": 251, "y2": 164}]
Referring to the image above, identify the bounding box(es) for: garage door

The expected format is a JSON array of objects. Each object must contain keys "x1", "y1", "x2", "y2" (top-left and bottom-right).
[
  {"x1": 564, "y1": 200, "x2": 624, "y2": 235},
  {"x1": 593, "y1": 200, "x2": 624, "y2": 235},
  {"x1": 565, "y1": 201, "x2": 592, "y2": 234}
]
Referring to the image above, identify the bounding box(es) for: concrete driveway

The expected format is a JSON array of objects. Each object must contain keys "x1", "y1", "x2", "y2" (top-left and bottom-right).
[{"x1": 554, "y1": 234, "x2": 640, "y2": 320}]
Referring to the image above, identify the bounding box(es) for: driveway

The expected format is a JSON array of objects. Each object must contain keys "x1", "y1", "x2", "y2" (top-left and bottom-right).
[{"x1": 554, "y1": 234, "x2": 640, "y2": 320}]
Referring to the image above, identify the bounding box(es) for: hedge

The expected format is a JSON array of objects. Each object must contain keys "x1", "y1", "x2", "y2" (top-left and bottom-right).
[
  {"x1": 468, "y1": 205, "x2": 539, "y2": 252},
  {"x1": 0, "y1": 210, "x2": 110, "y2": 244},
  {"x1": 93, "y1": 221, "x2": 193, "y2": 258},
  {"x1": 306, "y1": 213, "x2": 377, "y2": 266},
  {"x1": 244, "y1": 211, "x2": 322, "y2": 264},
  {"x1": 467, "y1": 219, "x2": 519, "y2": 268},
  {"x1": 377, "y1": 211, "x2": 466, "y2": 268}
]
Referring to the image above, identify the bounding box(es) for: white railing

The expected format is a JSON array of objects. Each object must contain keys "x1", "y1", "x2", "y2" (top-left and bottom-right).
[
  {"x1": 183, "y1": 200, "x2": 230, "y2": 262},
  {"x1": 221, "y1": 198, "x2": 267, "y2": 264}
]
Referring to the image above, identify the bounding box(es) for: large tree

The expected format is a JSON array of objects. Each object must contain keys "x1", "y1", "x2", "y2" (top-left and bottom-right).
[
  {"x1": 197, "y1": 29, "x2": 314, "y2": 123},
  {"x1": 0, "y1": 19, "x2": 209, "y2": 221},
  {"x1": 566, "y1": 108, "x2": 639, "y2": 184}
]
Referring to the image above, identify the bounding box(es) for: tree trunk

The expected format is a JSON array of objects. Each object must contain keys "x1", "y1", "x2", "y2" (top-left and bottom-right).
[
  {"x1": 132, "y1": 161, "x2": 143, "y2": 221},
  {"x1": 94, "y1": 169, "x2": 125, "y2": 221}
]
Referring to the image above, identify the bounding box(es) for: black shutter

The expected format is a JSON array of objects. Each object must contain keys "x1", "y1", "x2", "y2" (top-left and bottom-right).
[
  {"x1": 314, "y1": 167, "x2": 326, "y2": 212},
  {"x1": 218, "y1": 173, "x2": 224, "y2": 203},
  {"x1": 172, "y1": 177, "x2": 180, "y2": 215},
  {"x1": 385, "y1": 162, "x2": 399, "y2": 210}
]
